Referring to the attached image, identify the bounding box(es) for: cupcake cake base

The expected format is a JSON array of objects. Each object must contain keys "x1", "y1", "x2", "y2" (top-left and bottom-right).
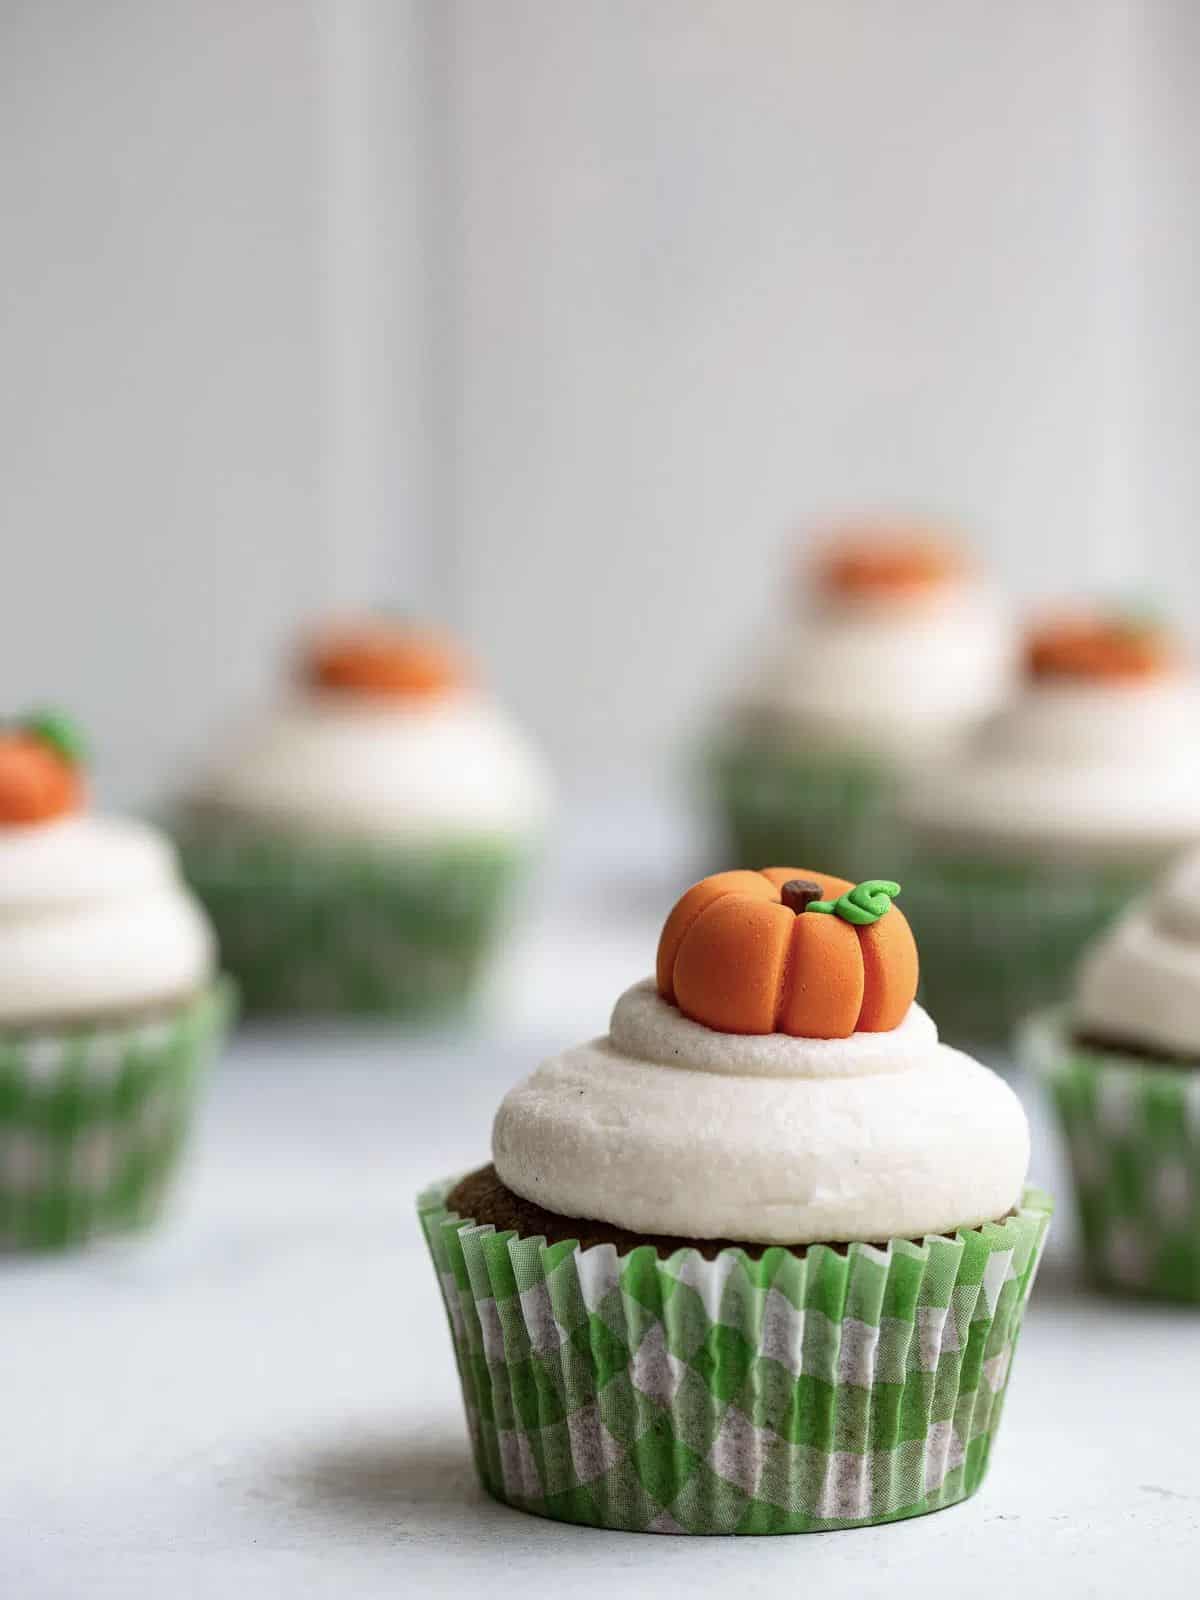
[{"x1": 420, "y1": 1175, "x2": 1051, "y2": 1534}]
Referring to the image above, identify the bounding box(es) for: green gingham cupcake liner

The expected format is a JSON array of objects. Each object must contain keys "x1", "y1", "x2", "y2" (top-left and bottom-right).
[
  {"x1": 0, "y1": 978, "x2": 233, "y2": 1251},
  {"x1": 419, "y1": 1178, "x2": 1051, "y2": 1534},
  {"x1": 710, "y1": 737, "x2": 904, "y2": 882},
  {"x1": 1021, "y1": 1009, "x2": 1200, "y2": 1301},
  {"x1": 901, "y1": 854, "x2": 1146, "y2": 1047},
  {"x1": 177, "y1": 823, "x2": 532, "y2": 1018}
]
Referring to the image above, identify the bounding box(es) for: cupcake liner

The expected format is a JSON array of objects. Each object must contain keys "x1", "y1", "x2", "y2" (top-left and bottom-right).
[
  {"x1": 1021, "y1": 1009, "x2": 1200, "y2": 1301},
  {"x1": 709, "y1": 738, "x2": 903, "y2": 882},
  {"x1": 419, "y1": 1178, "x2": 1051, "y2": 1534},
  {"x1": 177, "y1": 823, "x2": 532, "y2": 1017},
  {"x1": 901, "y1": 854, "x2": 1145, "y2": 1046},
  {"x1": 0, "y1": 978, "x2": 234, "y2": 1251}
]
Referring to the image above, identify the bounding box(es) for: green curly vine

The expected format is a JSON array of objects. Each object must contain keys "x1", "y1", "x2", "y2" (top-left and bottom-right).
[
  {"x1": 17, "y1": 708, "x2": 87, "y2": 766},
  {"x1": 807, "y1": 879, "x2": 901, "y2": 925}
]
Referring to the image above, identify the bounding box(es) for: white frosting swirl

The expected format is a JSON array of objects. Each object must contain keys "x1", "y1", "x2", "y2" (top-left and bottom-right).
[
  {"x1": 905, "y1": 678, "x2": 1200, "y2": 859},
  {"x1": 1074, "y1": 849, "x2": 1200, "y2": 1055},
  {"x1": 0, "y1": 816, "x2": 216, "y2": 1026},
  {"x1": 736, "y1": 583, "x2": 1015, "y2": 762},
  {"x1": 189, "y1": 690, "x2": 552, "y2": 842},
  {"x1": 493, "y1": 981, "x2": 1029, "y2": 1245}
]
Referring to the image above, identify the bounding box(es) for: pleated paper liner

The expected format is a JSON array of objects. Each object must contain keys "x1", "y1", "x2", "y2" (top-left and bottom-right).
[
  {"x1": 0, "y1": 977, "x2": 234, "y2": 1250},
  {"x1": 419, "y1": 1178, "x2": 1052, "y2": 1534},
  {"x1": 176, "y1": 821, "x2": 532, "y2": 1017},
  {"x1": 901, "y1": 855, "x2": 1146, "y2": 1047},
  {"x1": 1021, "y1": 1009, "x2": 1200, "y2": 1302},
  {"x1": 709, "y1": 736, "x2": 905, "y2": 885}
]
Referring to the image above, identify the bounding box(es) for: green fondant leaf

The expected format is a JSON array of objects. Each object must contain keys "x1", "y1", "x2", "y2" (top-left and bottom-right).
[
  {"x1": 804, "y1": 879, "x2": 901, "y2": 926},
  {"x1": 20, "y1": 708, "x2": 87, "y2": 766}
]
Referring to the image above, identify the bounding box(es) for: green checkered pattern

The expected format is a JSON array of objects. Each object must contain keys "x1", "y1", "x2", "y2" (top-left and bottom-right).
[
  {"x1": 419, "y1": 1180, "x2": 1051, "y2": 1534},
  {"x1": 177, "y1": 824, "x2": 530, "y2": 1017},
  {"x1": 710, "y1": 738, "x2": 906, "y2": 885},
  {"x1": 1022, "y1": 1011, "x2": 1200, "y2": 1301},
  {"x1": 0, "y1": 979, "x2": 233, "y2": 1251},
  {"x1": 902, "y1": 855, "x2": 1145, "y2": 1046}
]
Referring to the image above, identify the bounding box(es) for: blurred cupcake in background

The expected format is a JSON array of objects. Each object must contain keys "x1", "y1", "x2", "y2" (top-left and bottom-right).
[
  {"x1": 904, "y1": 611, "x2": 1200, "y2": 1045},
  {"x1": 710, "y1": 523, "x2": 1014, "y2": 880},
  {"x1": 0, "y1": 712, "x2": 230, "y2": 1250},
  {"x1": 1019, "y1": 849, "x2": 1200, "y2": 1300},
  {"x1": 177, "y1": 620, "x2": 552, "y2": 1017}
]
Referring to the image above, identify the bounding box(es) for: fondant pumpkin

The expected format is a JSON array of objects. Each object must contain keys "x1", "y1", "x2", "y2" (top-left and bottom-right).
[
  {"x1": 656, "y1": 867, "x2": 918, "y2": 1039},
  {"x1": 1027, "y1": 614, "x2": 1175, "y2": 682},
  {"x1": 305, "y1": 621, "x2": 468, "y2": 699},
  {"x1": 813, "y1": 528, "x2": 964, "y2": 600},
  {"x1": 0, "y1": 712, "x2": 85, "y2": 825}
]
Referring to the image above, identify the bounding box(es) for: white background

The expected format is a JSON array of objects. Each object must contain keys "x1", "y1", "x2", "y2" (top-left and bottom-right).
[{"x1": 3, "y1": 1, "x2": 1199, "y2": 801}]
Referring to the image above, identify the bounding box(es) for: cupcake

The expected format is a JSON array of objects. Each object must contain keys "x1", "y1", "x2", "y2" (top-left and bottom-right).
[
  {"x1": 0, "y1": 712, "x2": 231, "y2": 1250},
  {"x1": 710, "y1": 526, "x2": 1014, "y2": 881},
  {"x1": 177, "y1": 621, "x2": 552, "y2": 1017},
  {"x1": 421, "y1": 868, "x2": 1049, "y2": 1533},
  {"x1": 904, "y1": 612, "x2": 1200, "y2": 1045},
  {"x1": 1021, "y1": 849, "x2": 1200, "y2": 1300}
]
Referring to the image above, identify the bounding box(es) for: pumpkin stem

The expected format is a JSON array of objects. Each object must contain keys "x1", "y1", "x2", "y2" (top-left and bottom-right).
[
  {"x1": 780, "y1": 878, "x2": 824, "y2": 915},
  {"x1": 807, "y1": 879, "x2": 901, "y2": 925}
]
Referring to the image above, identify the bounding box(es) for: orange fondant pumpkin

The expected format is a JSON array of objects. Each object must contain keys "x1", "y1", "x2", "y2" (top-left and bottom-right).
[
  {"x1": 656, "y1": 867, "x2": 918, "y2": 1039},
  {"x1": 0, "y1": 733, "x2": 82, "y2": 824},
  {"x1": 1026, "y1": 614, "x2": 1176, "y2": 682},
  {"x1": 305, "y1": 621, "x2": 468, "y2": 699},
  {"x1": 811, "y1": 527, "x2": 965, "y2": 600}
]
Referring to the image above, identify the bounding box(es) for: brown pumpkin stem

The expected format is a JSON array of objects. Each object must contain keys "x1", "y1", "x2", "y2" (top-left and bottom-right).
[{"x1": 780, "y1": 878, "x2": 824, "y2": 915}]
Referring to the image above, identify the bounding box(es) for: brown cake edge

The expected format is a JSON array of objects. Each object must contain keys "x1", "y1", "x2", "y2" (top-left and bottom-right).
[
  {"x1": 444, "y1": 1164, "x2": 1008, "y2": 1262},
  {"x1": 1071, "y1": 1029, "x2": 1200, "y2": 1069}
]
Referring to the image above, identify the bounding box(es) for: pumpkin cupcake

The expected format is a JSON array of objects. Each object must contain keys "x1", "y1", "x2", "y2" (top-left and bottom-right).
[
  {"x1": 177, "y1": 621, "x2": 552, "y2": 1017},
  {"x1": 1020, "y1": 848, "x2": 1200, "y2": 1301},
  {"x1": 902, "y1": 610, "x2": 1200, "y2": 1045},
  {"x1": 420, "y1": 868, "x2": 1050, "y2": 1534},
  {"x1": 0, "y1": 712, "x2": 231, "y2": 1250},
  {"x1": 710, "y1": 524, "x2": 1015, "y2": 881}
]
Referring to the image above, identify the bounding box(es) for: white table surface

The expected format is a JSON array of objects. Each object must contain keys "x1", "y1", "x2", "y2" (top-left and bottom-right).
[{"x1": 5, "y1": 828, "x2": 1200, "y2": 1597}]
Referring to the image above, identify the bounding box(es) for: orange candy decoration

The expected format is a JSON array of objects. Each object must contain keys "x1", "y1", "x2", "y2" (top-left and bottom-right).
[
  {"x1": 1026, "y1": 615, "x2": 1176, "y2": 682},
  {"x1": 305, "y1": 622, "x2": 468, "y2": 700},
  {"x1": 0, "y1": 734, "x2": 83, "y2": 825},
  {"x1": 656, "y1": 868, "x2": 918, "y2": 1039},
  {"x1": 812, "y1": 527, "x2": 965, "y2": 601}
]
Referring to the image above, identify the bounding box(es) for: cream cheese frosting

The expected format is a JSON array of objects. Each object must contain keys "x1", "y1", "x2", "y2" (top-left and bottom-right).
[
  {"x1": 735, "y1": 583, "x2": 1015, "y2": 763},
  {"x1": 1074, "y1": 850, "x2": 1200, "y2": 1055},
  {"x1": 493, "y1": 980, "x2": 1029, "y2": 1245},
  {"x1": 189, "y1": 691, "x2": 553, "y2": 842},
  {"x1": 905, "y1": 677, "x2": 1200, "y2": 859},
  {"x1": 0, "y1": 815, "x2": 216, "y2": 1026}
]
